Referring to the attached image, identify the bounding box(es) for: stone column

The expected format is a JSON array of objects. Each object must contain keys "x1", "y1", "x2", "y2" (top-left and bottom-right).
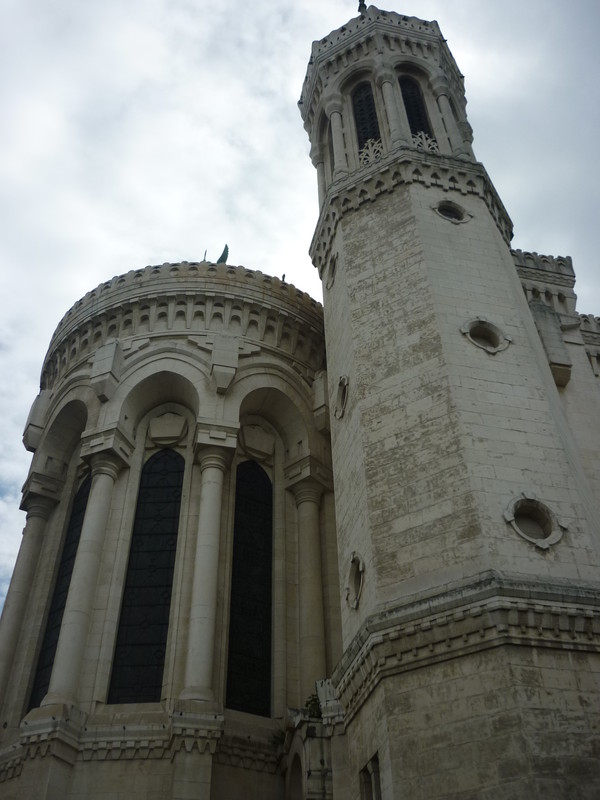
[
  {"x1": 42, "y1": 453, "x2": 123, "y2": 707},
  {"x1": 437, "y1": 91, "x2": 466, "y2": 155},
  {"x1": 325, "y1": 96, "x2": 348, "y2": 180},
  {"x1": 379, "y1": 72, "x2": 410, "y2": 148},
  {"x1": 292, "y1": 479, "x2": 327, "y2": 701},
  {"x1": 0, "y1": 493, "x2": 56, "y2": 706},
  {"x1": 311, "y1": 143, "x2": 326, "y2": 207},
  {"x1": 180, "y1": 445, "x2": 232, "y2": 702}
]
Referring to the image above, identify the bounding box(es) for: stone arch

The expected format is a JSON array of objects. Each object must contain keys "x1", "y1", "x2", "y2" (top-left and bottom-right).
[
  {"x1": 287, "y1": 753, "x2": 304, "y2": 800},
  {"x1": 97, "y1": 364, "x2": 202, "y2": 442},
  {"x1": 229, "y1": 376, "x2": 315, "y2": 459},
  {"x1": 32, "y1": 398, "x2": 88, "y2": 473}
]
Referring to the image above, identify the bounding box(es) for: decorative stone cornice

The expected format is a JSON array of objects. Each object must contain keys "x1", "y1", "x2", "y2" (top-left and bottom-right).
[
  {"x1": 332, "y1": 571, "x2": 600, "y2": 724},
  {"x1": 0, "y1": 712, "x2": 226, "y2": 779},
  {"x1": 309, "y1": 149, "x2": 513, "y2": 275},
  {"x1": 40, "y1": 263, "x2": 324, "y2": 392}
]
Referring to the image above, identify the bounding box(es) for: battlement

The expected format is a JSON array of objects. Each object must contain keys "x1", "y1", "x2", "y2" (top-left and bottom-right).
[
  {"x1": 49, "y1": 260, "x2": 321, "y2": 351},
  {"x1": 512, "y1": 249, "x2": 575, "y2": 284},
  {"x1": 41, "y1": 261, "x2": 324, "y2": 391}
]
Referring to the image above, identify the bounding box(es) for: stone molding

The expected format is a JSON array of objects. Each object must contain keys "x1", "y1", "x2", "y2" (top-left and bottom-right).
[
  {"x1": 331, "y1": 572, "x2": 600, "y2": 724},
  {"x1": 41, "y1": 263, "x2": 324, "y2": 392},
  {"x1": 309, "y1": 151, "x2": 513, "y2": 275},
  {"x1": 512, "y1": 249, "x2": 575, "y2": 285},
  {"x1": 0, "y1": 712, "x2": 225, "y2": 782}
]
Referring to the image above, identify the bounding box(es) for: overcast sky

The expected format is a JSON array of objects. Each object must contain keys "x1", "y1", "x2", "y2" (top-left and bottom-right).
[{"x1": 1, "y1": 0, "x2": 599, "y2": 607}]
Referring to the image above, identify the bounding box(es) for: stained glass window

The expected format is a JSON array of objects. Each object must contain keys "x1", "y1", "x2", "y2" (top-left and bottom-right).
[
  {"x1": 29, "y1": 474, "x2": 91, "y2": 710},
  {"x1": 399, "y1": 76, "x2": 433, "y2": 137},
  {"x1": 226, "y1": 461, "x2": 273, "y2": 716},
  {"x1": 352, "y1": 82, "x2": 381, "y2": 151},
  {"x1": 107, "y1": 449, "x2": 183, "y2": 704}
]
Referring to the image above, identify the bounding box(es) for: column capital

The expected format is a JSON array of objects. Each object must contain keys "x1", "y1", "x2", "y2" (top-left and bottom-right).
[
  {"x1": 88, "y1": 451, "x2": 125, "y2": 481},
  {"x1": 80, "y1": 424, "x2": 134, "y2": 467},
  {"x1": 285, "y1": 454, "x2": 333, "y2": 495},
  {"x1": 324, "y1": 94, "x2": 343, "y2": 118},
  {"x1": 429, "y1": 75, "x2": 450, "y2": 99},
  {"x1": 20, "y1": 470, "x2": 65, "y2": 513},
  {"x1": 374, "y1": 67, "x2": 396, "y2": 88},
  {"x1": 194, "y1": 444, "x2": 234, "y2": 473},
  {"x1": 20, "y1": 493, "x2": 57, "y2": 521},
  {"x1": 310, "y1": 142, "x2": 324, "y2": 167},
  {"x1": 290, "y1": 479, "x2": 324, "y2": 506}
]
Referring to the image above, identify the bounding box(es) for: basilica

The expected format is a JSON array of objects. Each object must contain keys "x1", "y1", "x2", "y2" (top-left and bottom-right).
[{"x1": 1, "y1": 4, "x2": 599, "y2": 798}]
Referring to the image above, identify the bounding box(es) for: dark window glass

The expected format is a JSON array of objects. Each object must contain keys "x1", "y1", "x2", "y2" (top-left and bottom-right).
[
  {"x1": 399, "y1": 76, "x2": 433, "y2": 137},
  {"x1": 29, "y1": 474, "x2": 92, "y2": 710},
  {"x1": 226, "y1": 461, "x2": 273, "y2": 716},
  {"x1": 352, "y1": 82, "x2": 381, "y2": 151},
  {"x1": 107, "y1": 448, "x2": 184, "y2": 704}
]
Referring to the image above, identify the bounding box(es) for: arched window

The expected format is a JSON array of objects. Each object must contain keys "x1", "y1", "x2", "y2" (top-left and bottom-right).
[
  {"x1": 352, "y1": 82, "x2": 381, "y2": 151},
  {"x1": 107, "y1": 448, "x2": 184, "y2": 704},
  {"x1": 399, "y1": 75, "x2": 433, "y2": 137},
  {"x1": 29, "y1": 474, "x2": 92, "y2": 710},
  {"x1": 226, "y1": 461, "x2": 273, "y2": 716}
]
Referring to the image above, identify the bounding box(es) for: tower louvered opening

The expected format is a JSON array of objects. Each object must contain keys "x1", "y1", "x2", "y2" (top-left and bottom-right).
[
  {"x1": 352, "y1": 82, "x2": 381, "y2": 151},
  {"x1": 399, "y1": 76, "x2": 433, "y2": 137}
]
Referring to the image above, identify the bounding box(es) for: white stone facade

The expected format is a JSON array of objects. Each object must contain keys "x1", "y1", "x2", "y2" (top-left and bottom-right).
[{"x1": 1, "y1": 5, "x2": 599, "y2": 799}]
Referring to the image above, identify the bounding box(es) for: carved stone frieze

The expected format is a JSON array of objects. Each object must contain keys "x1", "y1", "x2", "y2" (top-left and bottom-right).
[
  {"x1": 40, "y1": 263, "x2": 324, "y2": 392},
  {"x1": 309, "y1": 152, "x2": 513, "y2": 275},
  {"x1": 331, "y1": 572, "x2": 600, "y2": 724}
]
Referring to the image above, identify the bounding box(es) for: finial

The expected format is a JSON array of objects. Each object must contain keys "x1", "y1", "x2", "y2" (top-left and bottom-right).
[{"x1": 358, "y1": 1, "x2": 367, "y2": 14}]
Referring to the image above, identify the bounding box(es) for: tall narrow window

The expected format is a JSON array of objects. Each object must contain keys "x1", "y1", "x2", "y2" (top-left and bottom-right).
[
  {"x1": 399, "y1": 75, "x2": 433, "y2": 137},
  {"x1": 360, "y1": 753, "x2": 382, "y2": 800},
  {"x1": 107, "y1": 448, "x2": 183, "y2": 704},
  {"x1": 226, "y1": 460, "x2": 273, "y2": 716},
  {"x1": 29, "y1": 474, "x2": 91, "y2": 710},
  {"x1": 352, "y1": 82, "x2": 381, "y2": 151}
]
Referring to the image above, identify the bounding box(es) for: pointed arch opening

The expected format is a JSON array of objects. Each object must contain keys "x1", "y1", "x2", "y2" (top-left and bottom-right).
[
  {"x1": 399, "y1": 75, "x2": 433, "y2": 138},
  {"x1": 226, "y1": 460, "x2": 273, "y2": 716},
  {"x1": 107, "y1": 448, "x2": 184, "y2": 704},
  {"x1": 352, "y1": 81, "x2": 381, "y2": 152}
]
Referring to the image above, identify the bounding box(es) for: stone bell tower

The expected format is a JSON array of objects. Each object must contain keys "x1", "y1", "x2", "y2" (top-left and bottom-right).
[{"x1": 300, "y1": 5, "x2": 600, "y2": 798}]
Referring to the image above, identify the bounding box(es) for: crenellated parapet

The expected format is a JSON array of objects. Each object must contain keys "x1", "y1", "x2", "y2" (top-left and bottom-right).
[
  {"x1": 40, "y1": 262, "x2": 325, "y2": 392},
  {"x1": 512, "y1": 249, "x2": 577, "y2": 313}
]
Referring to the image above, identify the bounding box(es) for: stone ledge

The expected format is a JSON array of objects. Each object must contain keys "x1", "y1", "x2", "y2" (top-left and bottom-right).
[
  {"x1": 332, "y1": 571, "x2": 600, "y2": 724},
  {"x1": 309, "y1": 150, "x2": 513, "y2": 275}
]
